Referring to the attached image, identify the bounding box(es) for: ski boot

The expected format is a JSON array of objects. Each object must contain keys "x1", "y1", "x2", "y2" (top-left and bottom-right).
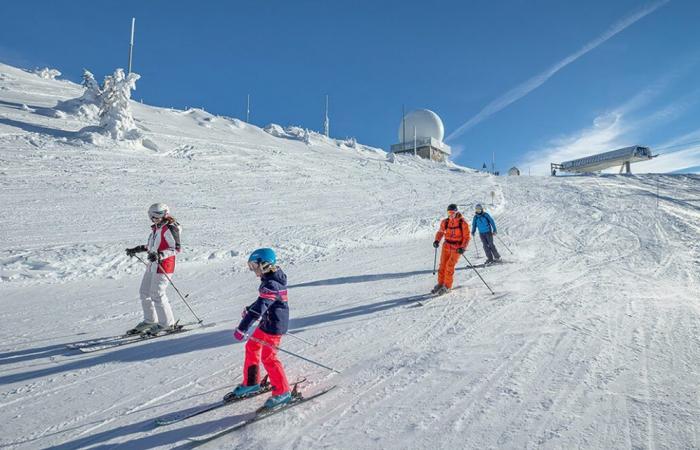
[
  {"x1": 223, "y1": 376, "x2": 270, "y2": 402},
  {"x1": 430, "y1": 284, "x2": 444, "y2": 294},
  {"x1": 435, "y1": 285, "x2": 450, "y2": 296},
  {"x1": 262, "y1": 391, "x2": 292, "y2": 410},
  {"x1": 126, "y1": 321, "x2": 155, "y2": 335},
  {"x1": 484, "y1": 259, "x2": 495, "y2": 266}
]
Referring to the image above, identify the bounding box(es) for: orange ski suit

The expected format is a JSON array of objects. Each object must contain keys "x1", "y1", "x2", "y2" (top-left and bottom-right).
[{"x1": 435, "y1": 213, "x2": 471, "y2": 289}]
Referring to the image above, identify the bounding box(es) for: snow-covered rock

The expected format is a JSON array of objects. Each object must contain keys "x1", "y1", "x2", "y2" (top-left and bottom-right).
[{"x1": 32, "y1": 67, "x2": 61, "y2": 79}]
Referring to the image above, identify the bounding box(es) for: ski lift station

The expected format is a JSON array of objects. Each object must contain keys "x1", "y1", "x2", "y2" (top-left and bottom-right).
[
  {"x1": 390, "y1": 109, "x2": 451, "y2": 162},
  {"x1": 550, "y1": 145, "x2": 656, "y2": 175}
]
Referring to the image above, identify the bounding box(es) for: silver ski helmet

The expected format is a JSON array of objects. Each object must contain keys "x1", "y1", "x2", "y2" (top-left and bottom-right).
[{"x1": 148, "y1": 203, "x2": 170, "y2": 221}]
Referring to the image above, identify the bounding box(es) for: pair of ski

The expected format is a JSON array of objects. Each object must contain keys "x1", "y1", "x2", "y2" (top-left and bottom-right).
[
  {"x1": 403, "y1": 289, "x2": 455, "y2": 308},
  {"x1": 65, "y1": 321, "x2": 215, "y2": 353},
  {"x1": 155, "y1": 377, "x2": 336, "y2": 447}
]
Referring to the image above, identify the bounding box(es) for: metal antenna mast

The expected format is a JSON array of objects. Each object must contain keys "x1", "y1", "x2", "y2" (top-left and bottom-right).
[
  {"x1": 128, "y1": 18, "x2": 135, "y2": 74},
  {"x1": 246, "y1": 94, "x2": 250, "y2": 123},
  {"x1": 323, "y1": 94, "x2": 330, "y2": 137}
]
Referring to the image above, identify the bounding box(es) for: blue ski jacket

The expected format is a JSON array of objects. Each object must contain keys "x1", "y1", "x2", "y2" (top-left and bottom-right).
[
  {"x1": 471, "y1": 212, "x2": 497, "y2": 235},
  {"x1": 237, "y1": 268, "x2": 289, "y2": 336}
]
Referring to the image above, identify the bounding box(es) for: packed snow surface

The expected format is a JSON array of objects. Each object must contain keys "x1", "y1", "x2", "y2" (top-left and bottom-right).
[{"x1": 1, "y1": 62, "x2": 699, "y2": 449}]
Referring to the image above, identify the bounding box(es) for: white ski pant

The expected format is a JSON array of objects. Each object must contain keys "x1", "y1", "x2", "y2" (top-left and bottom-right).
[{"x1": 139, "y1": 269, "x2": 176, "y2": 326}]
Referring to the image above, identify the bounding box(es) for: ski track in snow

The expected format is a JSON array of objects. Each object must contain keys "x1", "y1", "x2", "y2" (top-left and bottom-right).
[{"x1": 1, "y1": 62, "x2": 699, "y2": 449}]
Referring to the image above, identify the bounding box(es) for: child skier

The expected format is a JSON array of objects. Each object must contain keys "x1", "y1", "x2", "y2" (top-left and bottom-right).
[
  {"x1": 432, "y1": 204, "x2": 470, "y2": 295},
  {"x1": 124, "y1": 203, "x2": 181, "y2": 335},
  {"x1": 471, "y1": 203, "x2": 501, "y2": 265},
  {"x1": 226, "y1": 248, "x2": 291, "y2": 410}
]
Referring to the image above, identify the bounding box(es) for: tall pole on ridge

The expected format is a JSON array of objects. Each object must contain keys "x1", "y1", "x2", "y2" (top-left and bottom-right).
[
  {"x1": 413, "y1": 126, "x2": 417, "y2": 157},
  {"x1": 246, "y1": 94, "x2": 250, "y2": 123},
  {"x1": 323, "y1": 94, "x2": 330, "y2": 137},
  {"x1": 128, "y1": 17, "x2": 135, "y2": 74},
  {"x1": 402, "y1": 104, "x2": 406, "y2": 150}
]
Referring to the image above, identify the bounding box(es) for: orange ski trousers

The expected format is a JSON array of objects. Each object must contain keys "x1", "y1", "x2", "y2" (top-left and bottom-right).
[
  {"x1": 438, "y1": 243, "x2": 461, "y2": 289},
  {"x1": 243, "y1": 328, "x2": 290, "y2": 396}
]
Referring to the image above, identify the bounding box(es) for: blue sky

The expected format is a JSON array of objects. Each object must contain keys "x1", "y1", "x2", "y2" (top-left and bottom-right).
[{"x1": 1, "y1": 0, "x2": 699, "y2": 173}]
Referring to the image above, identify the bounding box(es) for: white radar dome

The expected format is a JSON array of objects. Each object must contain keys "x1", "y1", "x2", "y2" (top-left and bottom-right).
[{"x1": 398, "y1": 109, "x2": 445, "y2": 144}]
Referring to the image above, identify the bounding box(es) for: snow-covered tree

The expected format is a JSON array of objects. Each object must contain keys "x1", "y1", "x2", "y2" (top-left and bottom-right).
[
  {"x1": 80, "y1": 70, "x2": 101, "y2": 104},
  {"x1": 56, "y1": 70, "x2": 102, "y2": 119},
  {"x1": 96, "y1": 69, "x2": 141, "y2": 140}
]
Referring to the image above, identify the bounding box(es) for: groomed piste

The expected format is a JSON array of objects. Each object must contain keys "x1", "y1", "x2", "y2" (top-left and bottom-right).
[{"x1": 1, "y1": 62, "x2": 699, "y2": 449}]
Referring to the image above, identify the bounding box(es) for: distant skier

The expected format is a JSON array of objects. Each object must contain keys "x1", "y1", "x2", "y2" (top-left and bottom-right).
[
  {"x1": 226, "y1": 248, "x2": 292, "y2": 410},
  {"x1": 432, "y1": 204, "x2": 471, "y2": 295},
  {"x1": 471, "y1": 203, "x2": 501, "y2": 265},
  {"x1": 124, "y1": 203, "x2": 181, "y2": 335}
]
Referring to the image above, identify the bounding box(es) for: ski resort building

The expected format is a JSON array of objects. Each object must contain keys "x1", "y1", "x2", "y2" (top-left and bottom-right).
[
  {"x1": 551, "y1": 145, "x2": 655, "y2": 175},
  {"x1": 390, "y1": 109, "x2": 451, "y2": 162}
]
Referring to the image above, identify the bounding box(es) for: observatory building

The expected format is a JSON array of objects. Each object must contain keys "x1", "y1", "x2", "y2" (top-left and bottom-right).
[{"x1": 390, "y1": 109, "x2": 451, "y2": 162}]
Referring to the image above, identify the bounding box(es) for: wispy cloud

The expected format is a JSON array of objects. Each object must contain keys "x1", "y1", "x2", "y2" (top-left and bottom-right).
[
  {"x1": 517, "y1": 85, "x2": 700, "y2": 175},
  {"x1": 637, "y1": 145, "x2": 700, "y2": 173},
  {"x1": 446, "y1": 1, "x2": 669, "y2": 142},
  {"x1": 638, "y1": 129, "x2": 700, "y2": 173},
  {"x1": 518, "y1": 109, "x2": 630, "y2": 175}
]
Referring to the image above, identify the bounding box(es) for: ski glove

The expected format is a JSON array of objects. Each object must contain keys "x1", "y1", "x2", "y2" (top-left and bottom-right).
[
  {"x1": 433, "y1": 240, "x2": 440, "y2": 248},
  {"x1": 457, "y1": 247, "x2": 465, "y2": 254},
  {"x1": 125, "y1": 245, "x2": 147, "y2": 257},
  {"x1": 241, "y1": 307, "x2": 249, "y2": 319},
  {"x1": 147, "y1": 251, "x2": 160, "y2": 262},
  {"x1": 233, "y1": 329, "x2": 246, "y2": 341}
]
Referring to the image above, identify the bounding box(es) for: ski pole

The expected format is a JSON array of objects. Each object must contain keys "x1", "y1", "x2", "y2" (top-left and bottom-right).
[
  {"x1": 248, "y1": 336, "x2": 341, "y2": 374},
  {"x1": 134, "y1": 254, "x2": 205, "y2": 324},
  {"x1": 432, "y1": 247, "x2": 438, "y2": 275},
  {"x1": 460, "y1": 254, "x2": 495, "y2": 295},
  {"x1": 285, "y1": 331, "x2": 317, "y2": 346},
  {"x1": 495, "y1": 234, "x2": 513, "y2": 255},
  {"x1": 474, "y1": 236, "x2": 480, "y2": 258}
]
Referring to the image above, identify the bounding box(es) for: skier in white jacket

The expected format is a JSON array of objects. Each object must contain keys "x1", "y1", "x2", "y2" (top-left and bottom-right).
[{"x1": 125, "y1": 203, "x2": 181, "y2": 335}]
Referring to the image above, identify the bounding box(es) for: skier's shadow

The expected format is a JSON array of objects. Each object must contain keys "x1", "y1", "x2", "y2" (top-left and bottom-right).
[
  {"x1": 289, "y1": 292, "x2": 431, "y2": 331},
  {"x1": 289, "y1": 266, "x2": 469, "y2": 288},
  {"x1": 0, "y1": 329, "x2": 235, "y2": 385},
  {"x1": 0, "y1": 342, "x2": 84, "y2": 367},
  {"x1": 40, "y1": 411, "x2": 252, "y2": 450}
]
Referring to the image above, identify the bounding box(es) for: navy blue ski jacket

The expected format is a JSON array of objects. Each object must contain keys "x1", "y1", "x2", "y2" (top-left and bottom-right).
[
  {"x1": 471, "y1": 212, "x2": 497, "y2": 235},
  {"x1": 237, "y1": 268, "x2": 289, "y2": 336}
]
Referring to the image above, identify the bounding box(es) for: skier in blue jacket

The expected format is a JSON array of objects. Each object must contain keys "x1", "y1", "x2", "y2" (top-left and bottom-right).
[
  {"x1": 471, "y1": 204, "x2": 501, "y2": 265},
  {"x1": 225, "y1": 248, "x2": 291, "y2": 410}
]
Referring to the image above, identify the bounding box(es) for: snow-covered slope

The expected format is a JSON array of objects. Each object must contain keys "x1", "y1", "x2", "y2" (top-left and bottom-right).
[{"x1": 1, "y1": 63, "x2": 698, "y2": 449}]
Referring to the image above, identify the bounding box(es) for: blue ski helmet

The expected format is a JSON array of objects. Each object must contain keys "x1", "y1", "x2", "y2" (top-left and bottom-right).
[
  {"x1": 248, "y1": 248, "x2": 277, "y2": 274},
  {"x1": 248, "y1": 248, "x2": 276, "y2": 265}
]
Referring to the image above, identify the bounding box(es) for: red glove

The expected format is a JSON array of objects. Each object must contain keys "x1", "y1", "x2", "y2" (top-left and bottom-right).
[{"x1": 233, "y1": 329, "x2": 246, "y2": 341}]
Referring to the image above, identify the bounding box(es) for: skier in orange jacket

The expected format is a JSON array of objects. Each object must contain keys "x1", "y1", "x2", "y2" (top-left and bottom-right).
[{"x1": 432, "y1": 204, "x2": 471, "y2": 295}]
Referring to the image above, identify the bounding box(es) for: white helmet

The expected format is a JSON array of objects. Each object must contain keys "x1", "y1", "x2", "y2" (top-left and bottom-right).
[{"x1": 148, "y1": 203, "x2": 170, "y2": 221}]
